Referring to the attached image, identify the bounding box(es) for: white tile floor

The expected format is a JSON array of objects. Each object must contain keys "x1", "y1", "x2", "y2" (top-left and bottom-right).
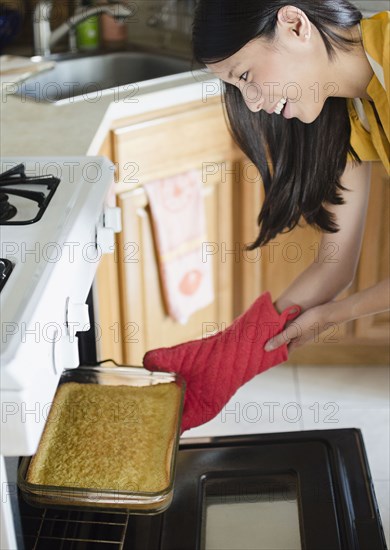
[{"x1": 181, "y1": 363, "x2": 390, "y2": 547}]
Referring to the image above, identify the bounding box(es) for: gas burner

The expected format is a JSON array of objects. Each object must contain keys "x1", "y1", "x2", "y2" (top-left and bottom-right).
[
  {"x1": 0, "y1": 258, "x2": 13, "y2": 292},
  {"x1": 0, "y1": 163, "x2": 60, "y2": 225},
  {"x1": 0, "y1": 193, "x2": 17, "y2": 222}
]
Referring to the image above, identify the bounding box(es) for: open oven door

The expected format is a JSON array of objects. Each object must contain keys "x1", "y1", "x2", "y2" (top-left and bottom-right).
[
  {"x1": 125, "y1": 429, "x2": 387, "y2": 550},
  {"x1": 18, "y1": 429, "x2": 387, "y2": 549}
]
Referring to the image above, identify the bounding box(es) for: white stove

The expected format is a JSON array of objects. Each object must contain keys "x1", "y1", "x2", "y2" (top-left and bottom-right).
[{"x1": 0, "y1": 156, "x2": 121, "y2": 549}]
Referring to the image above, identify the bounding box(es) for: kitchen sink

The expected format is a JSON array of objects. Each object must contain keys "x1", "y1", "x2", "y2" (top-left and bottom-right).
[{"x1": 16, "y1": 51, "x2": 193, "y2": 103}]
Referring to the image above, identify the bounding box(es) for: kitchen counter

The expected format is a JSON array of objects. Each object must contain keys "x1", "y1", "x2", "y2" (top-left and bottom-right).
[{"x1": 0, "y1": 68, "x2": 220, "y2": 158}]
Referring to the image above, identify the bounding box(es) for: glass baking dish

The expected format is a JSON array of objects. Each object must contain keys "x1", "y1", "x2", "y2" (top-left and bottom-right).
[{"x1": 18, "y1": 363, "x2": 185, "y2": 514}]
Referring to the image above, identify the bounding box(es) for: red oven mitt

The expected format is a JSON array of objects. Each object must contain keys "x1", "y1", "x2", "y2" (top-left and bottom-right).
[{"x1": 143, "y1": 291, "x2": 301, "y2": 433}]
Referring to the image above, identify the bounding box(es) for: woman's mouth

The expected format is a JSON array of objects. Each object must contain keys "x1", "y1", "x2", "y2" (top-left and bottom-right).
[{"x1": 273, "y1": 97, "x2": 287, "y2": 115}]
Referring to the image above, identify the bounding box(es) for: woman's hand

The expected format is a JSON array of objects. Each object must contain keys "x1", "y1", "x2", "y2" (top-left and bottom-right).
[
  {"x1": 264, "y1": 302, "x2": 336, "y2": 353},
  {"x1": 264, "y1": 278, "x2": 390, "y2": 353}
]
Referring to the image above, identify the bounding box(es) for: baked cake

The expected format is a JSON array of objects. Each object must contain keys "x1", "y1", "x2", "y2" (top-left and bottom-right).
[{"x1": 27, "y1": 381, "x2": 182, "y2": 493}]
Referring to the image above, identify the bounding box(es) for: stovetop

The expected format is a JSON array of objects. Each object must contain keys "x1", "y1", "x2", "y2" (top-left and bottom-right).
[
  {"x1": 0, "y1": 156, "x2": 118, "y2": 456},
  {"x1": 0, "y1": 157, "x2": 114, "y2": 371}
]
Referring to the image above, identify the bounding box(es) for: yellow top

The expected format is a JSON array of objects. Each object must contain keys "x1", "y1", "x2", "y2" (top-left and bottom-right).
[{"x1": 347, "y1": 11, "x2": 389, "y2": 174}]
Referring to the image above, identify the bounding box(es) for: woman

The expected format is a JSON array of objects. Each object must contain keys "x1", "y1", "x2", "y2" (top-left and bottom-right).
[
  {"x1": 144, "y1": 1, "x2": 389, "y2": 432},
  {"x1": 192, "y1": 0, "x2": 389, "y2": 352}
]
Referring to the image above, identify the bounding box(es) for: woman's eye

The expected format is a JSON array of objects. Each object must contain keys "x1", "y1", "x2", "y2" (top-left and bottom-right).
[{"x1": 239, "y1": 71, "x2": 248, "y2": 82}]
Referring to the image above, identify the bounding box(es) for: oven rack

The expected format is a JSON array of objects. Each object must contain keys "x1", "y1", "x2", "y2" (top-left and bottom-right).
[{"x1": 19, "y1": 501, "x2": 130, "y2": 550}]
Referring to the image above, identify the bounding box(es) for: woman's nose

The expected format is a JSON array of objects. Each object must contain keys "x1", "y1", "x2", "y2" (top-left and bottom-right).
[{"x1": 241, "y1": 84, "x2": 264, "y2": 112}]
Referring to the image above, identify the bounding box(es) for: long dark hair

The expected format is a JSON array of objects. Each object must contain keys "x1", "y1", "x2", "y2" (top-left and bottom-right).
[{"x1": 192, "y1": 0, "x2": 362, "y2": 248}]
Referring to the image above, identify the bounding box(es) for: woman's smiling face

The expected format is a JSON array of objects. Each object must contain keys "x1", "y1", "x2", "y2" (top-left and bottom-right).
[{"x1": 205, "y1": 7, "x2": 333, "y2": 123}]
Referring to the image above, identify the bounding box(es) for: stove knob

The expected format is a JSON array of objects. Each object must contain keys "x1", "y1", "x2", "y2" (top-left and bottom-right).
[
  {"x1": 96, "y1": 225, "x2": 115, "y2": 254},
  {"x1": 104, "y1": 206, "x2": 122, "y2": 233},
  {"x1": 66, "y1": 299, "x2": 90, "y2": 339}
]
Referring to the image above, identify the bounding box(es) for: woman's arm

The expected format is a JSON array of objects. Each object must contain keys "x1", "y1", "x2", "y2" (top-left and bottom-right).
[
  {"x1": 273, "y1": 160, "x2": 372, "y2": 313},
  {"x1": 265, "y1": 160, "x2": 381, "y2": 351}
]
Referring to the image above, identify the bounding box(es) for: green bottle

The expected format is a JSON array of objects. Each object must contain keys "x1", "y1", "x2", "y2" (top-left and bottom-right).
[{"x1": 76, "y1": 0, "x2": 100, "y2": 51}]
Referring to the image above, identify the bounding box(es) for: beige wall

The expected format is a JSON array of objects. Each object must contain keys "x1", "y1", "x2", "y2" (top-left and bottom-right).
[{"x1": 125, "y1": 0, "x2": 192, "y2": 59}]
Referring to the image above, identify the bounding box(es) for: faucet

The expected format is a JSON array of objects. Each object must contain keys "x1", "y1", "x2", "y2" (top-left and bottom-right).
[{"x1": 33, "y1": 1, "x2": 134, "y2": 56}]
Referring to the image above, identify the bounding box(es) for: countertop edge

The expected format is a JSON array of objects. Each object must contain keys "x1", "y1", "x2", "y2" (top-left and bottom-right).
[{"x1": 1, "y1": 70, "x2": 221, "y2": 158}]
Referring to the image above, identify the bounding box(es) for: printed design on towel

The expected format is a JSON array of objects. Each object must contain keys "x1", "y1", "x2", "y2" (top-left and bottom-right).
[
  {"x1": 144, "y1": 170, "x2": 214, "y2": 324},
  {"x1": 179, "y1": 269, "x2": 203, "y2": 296}
]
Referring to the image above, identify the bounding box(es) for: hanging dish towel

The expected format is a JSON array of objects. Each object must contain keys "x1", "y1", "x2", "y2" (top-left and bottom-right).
[{"x1": 144, "y1": 169, "x2": 214, "y2": 324}]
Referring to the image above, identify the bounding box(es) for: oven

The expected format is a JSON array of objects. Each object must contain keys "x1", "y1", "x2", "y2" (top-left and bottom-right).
[
  {"x1": 0, "y1": 157, "x2": 121, "y2": 549},
  {"x1": 1, "y1": 159, "x2": 387, "y2": 550}
]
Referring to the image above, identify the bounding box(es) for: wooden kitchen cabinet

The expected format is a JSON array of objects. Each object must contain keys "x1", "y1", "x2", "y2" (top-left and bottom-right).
[
  {"x1": 353, "y1": 163, "x2": 390, "y2": 340},
  {"x1": 96, "y1": 97, "x2": 237, "y2": 365},
  {"x1": 116, "y1": 171, "x2": 233, "y2": 365}
]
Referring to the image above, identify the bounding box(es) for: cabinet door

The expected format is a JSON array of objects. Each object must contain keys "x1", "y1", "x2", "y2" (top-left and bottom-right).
[
  {"x1": 109, "y1": 99, "x2": 237, "y2": 364},
  {"x1": 354, "y1": 163, "x2": 390, "y2": 340},
  {"x1": 112, "y1": 100, "x2": 236, "y2": 189},
  {"x1": 117, "y1": 166, "x2": 233, "y2": 365}
]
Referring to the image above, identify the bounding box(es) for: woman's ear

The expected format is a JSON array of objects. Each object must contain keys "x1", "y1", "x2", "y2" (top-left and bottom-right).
[{"x1": 277, "y1": 5, "x2": 311, "y2": 42}]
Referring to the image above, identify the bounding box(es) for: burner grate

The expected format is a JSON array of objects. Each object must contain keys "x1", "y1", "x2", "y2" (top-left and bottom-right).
[
  {"x1": 0, "y1": 163, "x2": 60, "y2": 225},
  {"x1": 0, "y1": 192, "x2": 17, "y2": 222},
  {"x1": 0, "y1": 258, "x2": 13, "y2": 292}
]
